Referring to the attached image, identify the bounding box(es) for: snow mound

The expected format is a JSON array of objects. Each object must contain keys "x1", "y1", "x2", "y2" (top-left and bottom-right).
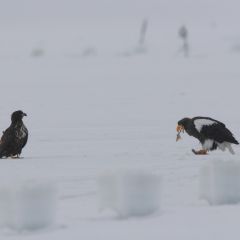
[
  {"x1": 97, "y1": 169, "x2": 161, "y2": 218},
  {"x1": 199, "y1": 159, "x2": 240, "y2": 205},
  {"x1": 0, "y1": 179, "x2": 58, "y2": 231}
]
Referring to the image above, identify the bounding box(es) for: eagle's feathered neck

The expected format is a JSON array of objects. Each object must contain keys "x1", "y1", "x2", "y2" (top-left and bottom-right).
[{"x1": 11, "y1": 119, "x2": 23, "y2": 126}]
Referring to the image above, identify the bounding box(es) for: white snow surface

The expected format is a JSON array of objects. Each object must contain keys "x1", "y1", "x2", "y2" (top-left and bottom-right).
[
  {"x1": 0, "y1": 0, "x2": 240, "y2": 239},
  {"x1": 0, "y1": 179, "x2": 57, "y2": 231},
  {"x1": 97, "y1": 169, "x2": 161, "y2": 217},
  {"x1": 199, "y1": 159, "x2": 240, "y2": 205}
]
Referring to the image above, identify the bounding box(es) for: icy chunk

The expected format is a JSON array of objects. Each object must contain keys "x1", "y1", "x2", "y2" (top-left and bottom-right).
[
  {"x1": 199, "y1": 164, "x2": 212, "y2": 201},
  {"x1": 97, "y1": 169, "x2": 161, "y2": 218},
  {"x1": 0, "y1": 180, "x2": 58, "y2": 231},
  {"x1": 199, "y1": 159, "x2": 240, "y2": 205}
]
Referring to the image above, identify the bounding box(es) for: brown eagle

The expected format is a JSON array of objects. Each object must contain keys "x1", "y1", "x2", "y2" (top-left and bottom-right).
[{"x1": 0, "y1": 110, "x2": 28, "y2": 158}]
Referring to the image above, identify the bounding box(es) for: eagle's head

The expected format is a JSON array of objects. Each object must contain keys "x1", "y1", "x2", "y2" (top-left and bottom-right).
[
  {"x1": 177, "y1": 118, "x2": 191, "y2": 131},
  {"x1": 176, "y1": 117, "x2": 191, "y2": 141},
  {"x1": 11, "y1": 110, "x2": 27, "y2": 122}
]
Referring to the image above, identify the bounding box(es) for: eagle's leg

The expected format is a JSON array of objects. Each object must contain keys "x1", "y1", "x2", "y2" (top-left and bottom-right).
[
  {"x1": 10, "y1": 154, "x2": 20, "y2": 159},
  {"x1": 192, "y1": 149, "x2": 208, "y2": 155}
]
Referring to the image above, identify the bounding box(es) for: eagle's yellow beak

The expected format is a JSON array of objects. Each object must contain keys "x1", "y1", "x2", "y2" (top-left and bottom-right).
[
  {"x1": 176, "y1": 125, "x2": 184, "y2": 142},
  {"x1": 176, "y1": 125, "x2": 184, "y2": 133}
]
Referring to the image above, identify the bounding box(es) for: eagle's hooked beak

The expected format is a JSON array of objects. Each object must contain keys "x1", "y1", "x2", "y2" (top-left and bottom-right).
[
  {"x1": 176, "y1": 125, "x2": 184, "y2": 142},
  {"x1": 176, "y1": 125, "x2": 184, "y2": 133},
  {"x1": 23, "y1": 113, "x2": 27, "y2": 117}
]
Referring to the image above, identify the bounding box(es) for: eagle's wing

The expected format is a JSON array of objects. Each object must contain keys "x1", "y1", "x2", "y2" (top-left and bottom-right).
[
  {"x1": 200, "y1": 123, "x2": 239, "y2": 144},
  {"x1": 192, "y1": 117, "x2": 224, "y2": 132},
  {"x1": 21, "y1": 130, "x2": 28, "y2": 149},
  {"x1": 0, "y1": 127, "x2": 14, "y2": 157},
  {"x1": 193, "y1": 116, "x2": 226, "y2": 125}
]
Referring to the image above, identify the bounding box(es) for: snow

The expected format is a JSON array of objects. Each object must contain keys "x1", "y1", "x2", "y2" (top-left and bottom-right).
[
  {"x1": 199, "y1": 159, "x2": 240, "y2": 205},
  {"x1": 0, "y1": 0, "x2": 240, "y2": 239},
  {"x1": 97, "y1": 169, "x2": 161, "y2": 217},
  {"x1": 0, "y1": 178, "x2": 57, "y2": 231}
]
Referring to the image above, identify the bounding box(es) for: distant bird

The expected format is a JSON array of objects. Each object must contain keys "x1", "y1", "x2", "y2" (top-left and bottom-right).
[
  {"x1": 0, "y1": 110, "x2": 28, "y2": 158},
  {"x1": 176, "y1": 117, "x2": 239, "y2": 155}
]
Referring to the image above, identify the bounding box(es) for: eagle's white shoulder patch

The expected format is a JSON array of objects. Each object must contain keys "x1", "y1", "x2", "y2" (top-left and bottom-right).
[{"x1": 194, "y1": 118, "x2": 217, "y2": 132}]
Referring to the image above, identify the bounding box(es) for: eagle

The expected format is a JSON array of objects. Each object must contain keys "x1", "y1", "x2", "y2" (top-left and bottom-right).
[
  {"x1": 176, "y1": 117, "x2": 239, "y2": 155},
  {"x1": 0, "y1": 110, "x2": 28, "y2": 158}
]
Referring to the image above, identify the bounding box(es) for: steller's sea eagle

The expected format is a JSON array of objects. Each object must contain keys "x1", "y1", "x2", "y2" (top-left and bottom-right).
[{"x1": 176, "y1": 117, "x2": 239, "y2": 155}]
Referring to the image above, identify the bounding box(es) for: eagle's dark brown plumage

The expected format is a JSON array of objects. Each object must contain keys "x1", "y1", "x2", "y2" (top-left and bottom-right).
[{"x1": 0, "y1": 110, "x2": 28, "y2": 158}]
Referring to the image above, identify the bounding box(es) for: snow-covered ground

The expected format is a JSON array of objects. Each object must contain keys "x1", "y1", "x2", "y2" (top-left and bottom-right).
[{"x1": 1, "y1": 0, "x2": 240, "y2": 239}]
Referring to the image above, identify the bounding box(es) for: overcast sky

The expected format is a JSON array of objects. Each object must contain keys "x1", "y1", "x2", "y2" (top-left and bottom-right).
[{"x1": 0, "y1": 0, "x2": 237, "y2": 25}]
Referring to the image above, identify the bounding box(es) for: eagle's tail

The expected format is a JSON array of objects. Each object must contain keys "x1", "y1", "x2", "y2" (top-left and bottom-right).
[
  {"x1": 231, "y1": 138, "x2": 239, "y2": 145},
  {"x1": 226, "y1": 143, "x2": 235, "y2": 155}
]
